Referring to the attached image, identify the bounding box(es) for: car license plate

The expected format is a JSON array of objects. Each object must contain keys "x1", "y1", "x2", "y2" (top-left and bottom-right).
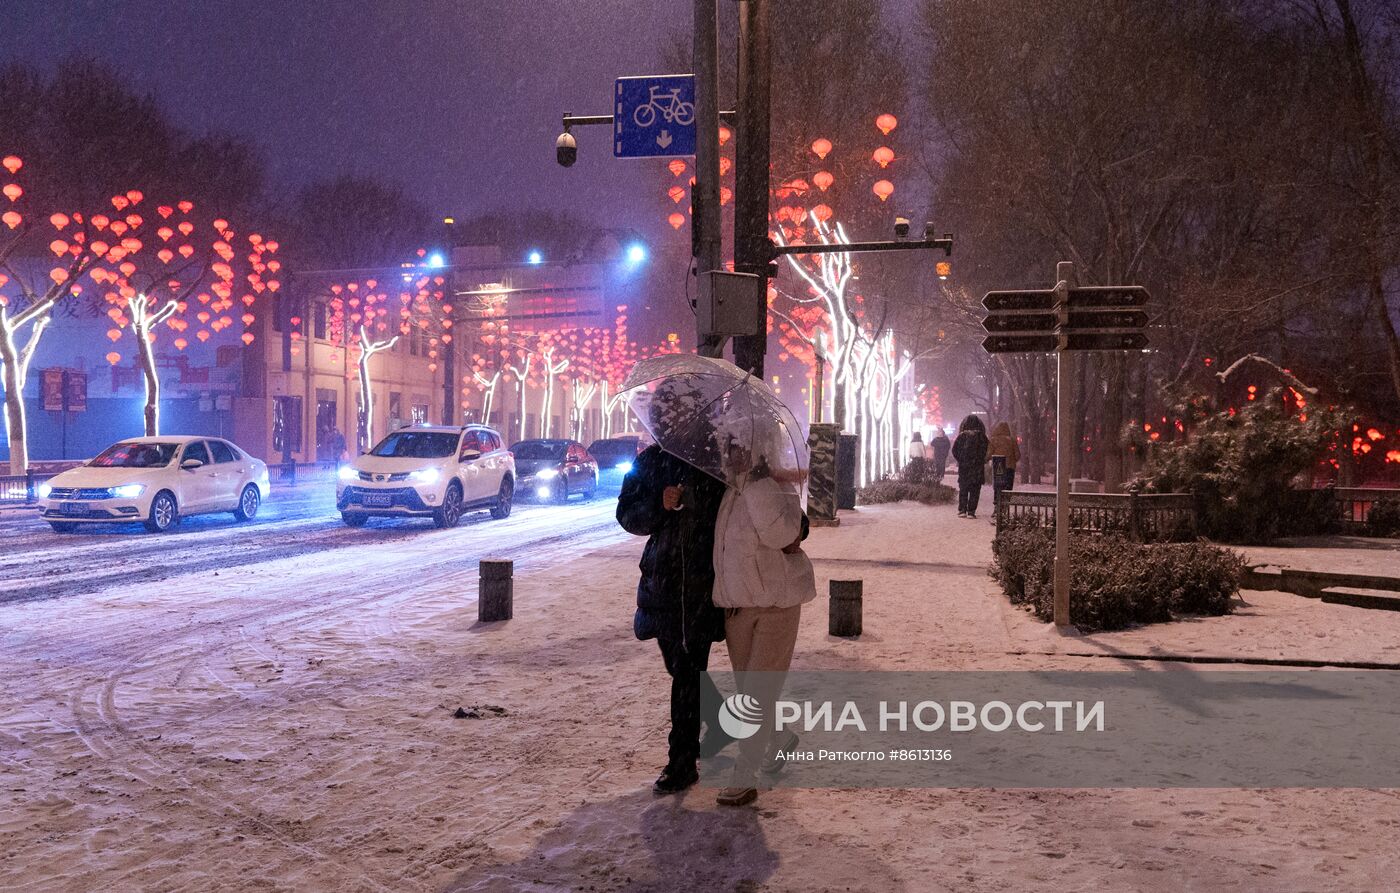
[
  {"x1": 60, "y1": 502, "x2": 86, "y2": 515},
  {"x1": 363, "y1": 493, "x2": 393, "y2": 507}
]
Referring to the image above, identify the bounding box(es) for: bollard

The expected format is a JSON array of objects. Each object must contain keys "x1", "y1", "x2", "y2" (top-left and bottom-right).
[
  {"x1": 829, "y1": 579, "x2": 862, "y2": 637},
  {"x1": 479, "y1": 558, "x2": 514, "y2": 622}
]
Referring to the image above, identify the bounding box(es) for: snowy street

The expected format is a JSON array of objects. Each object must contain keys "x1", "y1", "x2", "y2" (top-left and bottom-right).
[
  {"x1": 4, "y1": 496, "x2": 1400, "y2": 891},
  {"x1": 0, "y1": 475, "x2": 624, "y2": 605}
]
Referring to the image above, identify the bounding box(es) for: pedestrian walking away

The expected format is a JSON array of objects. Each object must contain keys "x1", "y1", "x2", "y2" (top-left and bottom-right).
[
  {"x1": 930, "y1": 428, "x2": 952, "y2": 482},
  {"x1": 951, "y1": 415, "x2": 988, "y2": 518},
  {"x1": 711, "y1": 441, "x2": 815, "y2": 808},
  {"x1": 616, "y1": 436, "x2": 729, "y2": 795},
  {"x1": 987, "y1": 421, "x2": 1021, "y2": 514},
  {"x1": 905, "y1": 431, "x2": 927, "y2": 479}
]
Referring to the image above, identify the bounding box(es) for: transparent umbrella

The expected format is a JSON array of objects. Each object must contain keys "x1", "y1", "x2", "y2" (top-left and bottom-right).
[{"x1": 622, "y1": 354, "x2": 808, "y2": 497}]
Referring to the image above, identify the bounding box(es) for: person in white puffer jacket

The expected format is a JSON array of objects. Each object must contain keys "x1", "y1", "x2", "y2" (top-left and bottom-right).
[{"x1": 712, "y1": 447, "x2": 816, "y2": 807}]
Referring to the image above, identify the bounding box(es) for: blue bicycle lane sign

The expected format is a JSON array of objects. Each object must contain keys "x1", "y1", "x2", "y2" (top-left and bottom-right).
[{"x1": 614, "y1": 74, "x2": 697, "y2": 158}]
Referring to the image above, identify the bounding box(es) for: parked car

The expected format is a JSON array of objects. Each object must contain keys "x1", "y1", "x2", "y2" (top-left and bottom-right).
[
  {"x1": 586, "y1": 434, "x2": 647, "y2": 474},
  {"x1": 336, "y1": 425, "x2": 514, "y2": 528},
  {"x1": 37, "y1": 436, "x2": 271, "y2": 533},
  {"x1": 512, "y1": 438, "x2": 598, "y2": 503}
]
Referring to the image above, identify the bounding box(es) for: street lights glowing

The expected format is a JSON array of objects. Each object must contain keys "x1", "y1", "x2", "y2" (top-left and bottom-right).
[
  {"x1": 426, "y1": 252, "x2": 446, "y2": 268},
  {"x1": 527, "y1": 250, "x2": 543, "y2": 265},
  {"x1": 624, "y1": 243, "x2": 647, "y2": 265}
]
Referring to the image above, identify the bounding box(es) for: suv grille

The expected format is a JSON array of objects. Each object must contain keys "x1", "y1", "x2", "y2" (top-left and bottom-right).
[{"x1": 358, "y1": 471, "x2": 410, "y2": 482}]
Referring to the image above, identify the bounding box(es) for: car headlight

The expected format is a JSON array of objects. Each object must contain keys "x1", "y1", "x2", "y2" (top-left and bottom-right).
[
  {"x1": 111, "y1": 484, "x2": 146, "y2": 499},
  {"x1": 616, "y1": 461, "x2": 633, "y2": 473},
  {"x1": 535, "y1": 468, "x2": 559, "y2": 480},
  {"x1": 37, "y1": 483, "x2": 52, "y2": 499},
  {"x1": 535, "y1": 486, "x2": 552, "y2": 498},
  {"x1": 338, "y1": 465, "x2": 358, "y2": 482},
  {"x1": 409, "y1": 467, "x2": 441, "y2": 485}
]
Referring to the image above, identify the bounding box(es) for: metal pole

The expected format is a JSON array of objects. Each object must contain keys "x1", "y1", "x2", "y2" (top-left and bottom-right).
[
  {"x1": 1053, "y1": 260, "x2": 1076, "y2": 627},
  {"x1": 813, "y1": 351, "x2": 825, "y2": 424},
  {"x1": 693, "y1": 0, "x2": 724, "y2": 359},
  {"x1": 441, "y1": 218, "x2": 457, "y2": 424},
  {"x1": 732, "y1": 0, "x2": 770, "y2": 377}
]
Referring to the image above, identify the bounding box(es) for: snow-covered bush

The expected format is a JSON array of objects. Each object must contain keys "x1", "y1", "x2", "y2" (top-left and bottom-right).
[
  {"x1": 991, "y1": 528, "x2": 1244, "y2": 631},
  {"x1": 1132, "y1": 388, "x2": 1348, "y2": 543},
  {"x1": 857, "y1": 476, "x2": 955, "y2": 506}
]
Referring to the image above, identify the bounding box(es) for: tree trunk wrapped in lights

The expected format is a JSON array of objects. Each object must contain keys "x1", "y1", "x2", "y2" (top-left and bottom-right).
[{"x1": 356, "y1": 324, "x2": 398, "y2": 449}]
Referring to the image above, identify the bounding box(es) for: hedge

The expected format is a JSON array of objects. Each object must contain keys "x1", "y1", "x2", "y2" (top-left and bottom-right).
[{"x1": 990, "y1": 527, "x2": 1245, "y2": 631}]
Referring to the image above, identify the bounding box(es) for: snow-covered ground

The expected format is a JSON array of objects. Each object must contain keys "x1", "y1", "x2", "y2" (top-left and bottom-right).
[{"x1": 3, "y1": 490, "x2": 1399, "y2": 891}]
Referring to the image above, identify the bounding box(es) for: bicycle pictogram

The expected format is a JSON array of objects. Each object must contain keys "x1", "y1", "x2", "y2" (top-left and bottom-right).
[{"x1": 632, "y1": 86, "x2": 695, "y2": 129}]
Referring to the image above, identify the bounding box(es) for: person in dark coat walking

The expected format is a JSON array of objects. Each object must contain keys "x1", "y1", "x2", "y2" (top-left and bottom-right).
[
  {"x1": 951, "y1": 415, "x2": 989, "y2": 518},
  {"x1": 617, "y1": 442, "x2": 729, "y2": 794},
  {"x1": 930, "y1": 429, "x2": 952, "y2": 482}
]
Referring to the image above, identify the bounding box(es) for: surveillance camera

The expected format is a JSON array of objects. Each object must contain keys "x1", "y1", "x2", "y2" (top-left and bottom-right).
[
  {"x1": 894, "y1": 216, "x2": 910, "y2": 238},
  {"x1": 556, "y1": 132, "x2": 577, "y2": 167}
]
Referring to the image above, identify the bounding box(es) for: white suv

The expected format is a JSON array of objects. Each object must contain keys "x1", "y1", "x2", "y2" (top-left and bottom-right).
[{"x1": 336, "y1": 425, "x2": 515, "y2": 528}]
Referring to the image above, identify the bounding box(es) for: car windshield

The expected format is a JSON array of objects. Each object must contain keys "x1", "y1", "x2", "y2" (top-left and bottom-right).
[
  {"x1": 369, "y1": 431, "x2": 458, "y2": 458},
  {"x1": 89, "y1": 442, "x2": 178, "y2": 468},
  {"x1": 513, "y1": 441, "x2": 567, "y2": 461}
]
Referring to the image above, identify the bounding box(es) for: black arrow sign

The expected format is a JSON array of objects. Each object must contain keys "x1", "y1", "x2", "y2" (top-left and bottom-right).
[
  {"x1": 1066, "y1": 286, "x2": 1150, "y2": 308},
  {"x1": 981, "y1": 313, "x2": 1057, "y2": 333},
  {"x1": 982, "y1": 290, "x2": 1055, "y2": 312},
  {"x1": 982, "y1": 334, "x2": 1058, "y2": 354},
  {"x1": 1065, "y1": 309, "x2": 1149, "y2": 330},
  {"x1": 1062, "y1": 332, "x2": 1150, "y2": 351}
]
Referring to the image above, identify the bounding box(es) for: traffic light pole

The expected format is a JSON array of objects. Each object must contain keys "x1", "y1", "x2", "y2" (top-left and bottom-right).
[
  {"x1": 693, "y1": 0, "x2": 724, "y2": 359},
  {"x1": 1053, "y1": 260, "x2": 1076, "y2": 628},
  {"x1": 732, "y1": 0, "x2": 771, "y2": 378}
]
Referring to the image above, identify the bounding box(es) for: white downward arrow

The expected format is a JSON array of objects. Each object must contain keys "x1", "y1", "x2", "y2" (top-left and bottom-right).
[{"x1": 656, "y1": 130, "x2": 673, "y2": 149}]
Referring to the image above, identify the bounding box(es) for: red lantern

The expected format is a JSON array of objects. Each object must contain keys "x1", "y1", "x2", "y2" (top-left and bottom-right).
[
  {"x1": 813, "y1": 171, "x2": 834, "y2": 192},
  {"x1": 1, "y1": 156, "x2": 21, "y2": 174},
  {"x1": 810, "y1": 138, "x2": 832, "y2": 159},
  {"x1": 105, "y1": 351, "x2": 120, "y2": 365},
  {"x1": 2, "y1": 211, "x2": 20, "y2": 230},
  {"x1": 720, "y1": 187, "x2": 732, "y2": 205},
  {"x1": 875, "y1": 113, "x2": 898, "y2": 135},
  {"x1": 667, "y1": 159, "x2": 687, "y2": 177},
  {"x1": 873, "y1": 146, "x2": 895, "y2": 168},
  {"x1": 49, "y1": 213, "x2": 70, "y2": 230},
  {"x1": 718, "y1": 125, "x2": 732, "y2": 145},
  {"x1": 872, "y1": 180, "x2": 894, "y2": 202},
  {"x1": 667, "y1": 185, "x2": 686, "y2": 204},
  {"x1": 811, "y1": 204, "x2": 833, "y2": 223},
  {"x1": 177, "y1": 200, "x2": 194, "y2": 214},
  {"x1": 3, "y1": 183, "x2": 22, "y2": 202}
]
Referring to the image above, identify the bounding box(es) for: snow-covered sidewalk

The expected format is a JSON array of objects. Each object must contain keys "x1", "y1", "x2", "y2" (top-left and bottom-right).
[{"x1": 4, "y1": 496, "x2": 1400, "y2": 891}]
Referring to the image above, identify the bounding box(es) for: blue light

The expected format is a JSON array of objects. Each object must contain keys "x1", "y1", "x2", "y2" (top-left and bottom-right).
[
  {"x1": 625, "y1": 243, "x2": 647, "y2": 264},
  {"x1": 527, "y1": 250, "x2": 543, "y2": 265},
  {"x1": 427, "y1": 252, "x2": 446, "y2": 268}
]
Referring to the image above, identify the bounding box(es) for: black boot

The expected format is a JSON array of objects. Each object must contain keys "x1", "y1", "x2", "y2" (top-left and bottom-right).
[{"x1": 653, "y1": 762, "x2": 699, "y2": 794}]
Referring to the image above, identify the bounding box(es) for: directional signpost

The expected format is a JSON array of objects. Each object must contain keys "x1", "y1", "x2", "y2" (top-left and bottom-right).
[
  {"x1": 614, "y1": 74, "x2": 697, "y2": 158},
  {"x1": 980, "y1": 262, "x2": 1153, "y2": 628}
]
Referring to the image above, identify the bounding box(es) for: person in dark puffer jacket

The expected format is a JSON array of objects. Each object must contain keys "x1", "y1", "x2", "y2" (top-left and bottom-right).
[{"x1": 617, "y1": 443, "x2": 728, "y2": 794}]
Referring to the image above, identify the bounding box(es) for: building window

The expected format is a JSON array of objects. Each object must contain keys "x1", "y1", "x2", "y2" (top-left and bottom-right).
[
  {"x1": 411, "y1": 401, "x2": 429, "y2": 425},
  {"x1": 313, "y1": 301, "x2": 328, "y2": 340}
]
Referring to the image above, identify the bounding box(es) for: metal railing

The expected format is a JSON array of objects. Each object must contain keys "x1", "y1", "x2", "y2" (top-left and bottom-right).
[
  {"x1": 1334, "y1": 487, "x2": 1400, "y2": 533},
  {"x1": 995, "y1": 489, "x2": 1197, "y2": 542},
  {"x1": 0, "y1": 470, "x2": 47, "y2": 505}
]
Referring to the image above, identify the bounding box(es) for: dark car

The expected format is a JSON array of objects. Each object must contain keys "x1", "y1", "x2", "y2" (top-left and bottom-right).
[
  {"x1": 511, "y1": 438, "x2": 598, "y2": 503},
  {"x1": 586, "y1": 435, "x2": 646, "y2": 473}
]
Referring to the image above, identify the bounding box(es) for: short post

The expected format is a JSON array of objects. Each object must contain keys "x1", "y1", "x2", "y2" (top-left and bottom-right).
[
  {"x1": 829, "y1": 579, "x2": 862, "y2": 637},
  {"x1": 25, "y1": 468, "x2": 35, "y2": 501},
  {"x1": 479, "y1": 558, "x2": 513, "y2": 622}
]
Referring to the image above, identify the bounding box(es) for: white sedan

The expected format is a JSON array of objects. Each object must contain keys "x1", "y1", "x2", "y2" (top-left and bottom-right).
[{"x1": 37, "y1": 436, "x2": 271, "y2": 533}]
